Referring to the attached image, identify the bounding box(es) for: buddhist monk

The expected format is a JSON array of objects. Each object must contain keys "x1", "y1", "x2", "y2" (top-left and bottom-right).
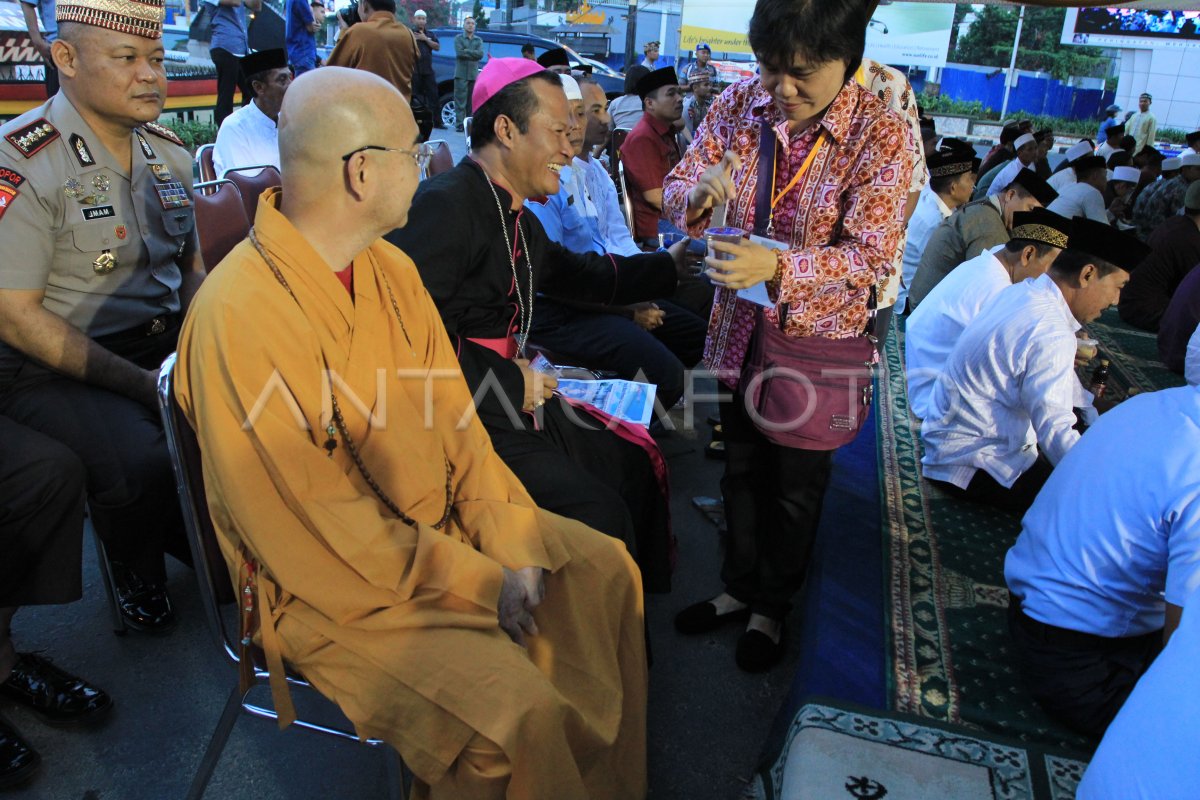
[{"x1": 174, "y1": 67, "x2": 647, "y2": 799}]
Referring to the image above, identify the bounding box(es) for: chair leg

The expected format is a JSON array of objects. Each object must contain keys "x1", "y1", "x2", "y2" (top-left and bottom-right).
[
  {"x1": 185, "y1": 685, "x2": 243, "y2": 800},
  {"x1": 89, "y1": 525, "x2": 126, "y2": 636}
]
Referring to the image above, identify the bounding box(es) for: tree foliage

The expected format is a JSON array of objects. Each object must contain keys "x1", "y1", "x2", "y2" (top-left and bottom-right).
[{"x1": 952, "y1": 5, "x2": 1109, "y2": 80}]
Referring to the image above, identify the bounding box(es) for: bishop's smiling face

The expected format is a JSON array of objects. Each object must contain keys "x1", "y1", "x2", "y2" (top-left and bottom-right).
[{"x1": 511, "y1": 80, "x2": 576, "y2": 198}]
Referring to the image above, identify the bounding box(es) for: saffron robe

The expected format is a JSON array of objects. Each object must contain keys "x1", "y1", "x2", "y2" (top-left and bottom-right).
[{"x1": 174, "y1": 189, "x2": 648, "y2": 798}]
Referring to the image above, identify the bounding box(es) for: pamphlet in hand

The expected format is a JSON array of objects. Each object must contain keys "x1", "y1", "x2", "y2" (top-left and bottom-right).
[
  {"x1": 555, "y1": 379, "x2": 658, "y2": 428},
  {"x1": 736, "y1": 234, "x2": 789, "y2": 308}
]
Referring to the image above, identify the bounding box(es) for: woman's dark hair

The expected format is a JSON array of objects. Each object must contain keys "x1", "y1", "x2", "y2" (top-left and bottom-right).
[
  {"x1": 471, "y1": 71, "x2": 564, "y2": 149},
  {"x1": 748, "y1": 0, "x2": 866, "y2": 81}
]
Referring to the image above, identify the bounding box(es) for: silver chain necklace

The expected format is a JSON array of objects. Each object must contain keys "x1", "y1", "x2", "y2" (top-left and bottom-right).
[{"x1": 479, "y1": 165, "x2": 534, "y2": 358}]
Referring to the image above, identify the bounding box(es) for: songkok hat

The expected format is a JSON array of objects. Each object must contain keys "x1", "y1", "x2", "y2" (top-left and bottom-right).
[
  {"x1": 623, "y1": 64, "x2": 650, "y2": 95},
  {"x1": 1064, "y1": 140, "x2": 1093, "y2": 162},
  {"x1": 1185, "y1": 181, "x2": 1200, "y2": 213},
  {"x1": 573, "y1": 63, "x2": 593, "y2": 75},
  {"x1": 927, "y1": 139, "x2": 978, "y2": 177},
  {"x1": 1162, "y1": 156, "x2": 1183, "y2": 171},
  {"x1": 686, "y1": 65, "x2": 712, "y2": 84},
  {"x1": 636, "y1": 65, "x2": 678, "y2": 99},
  {"x1": 1010, "y1": 208, "x2": 1070, "y2": 249},
  {"x1": 559, "y1": 73, "x2": 582, "y2": 101},
  {"x1": 1187, "y1": 129, "x2": 1200, "y2": 144},
  {"x1": 1186, "y1": 323, "x2": 1200, "y2": 387},
  {"x1": 1072, "y1": 155, "x2": 1107, "y2": 176},
  {"x1": 1112, "y1": 166, "x2": 1141, "y2": 184},
  {"x1": 1067, "y1": 217, "x2": 1151, "y2": 273},
  {"x1": 537, "y1": 47, "x2": 570, "y2": 69},
  {"x1": 242, "y1": 48, "x2": 288, "y2": 79},
  {"x1": 643, "y1": 40, "x2": 659, "y2": 50},
  {"x1": 1014, "y1": 133, "x2": 1036, "y2": 150},
  {"x1": 57, "y1": 0, "x2": 164, "y2": 38},
  {"x1": 1182, "y1": 153, "x2": 1200, "y2": 168},
  {"x1": 1106, "y1": 123, "x2": 1125, "y2": 136},
  {"x1": 1008, "y1": 169, "x2": 1058, "y2": 207},
  {"x1": 1140, "y1": 92, "x2": 1153, "y2": 100},
  {"x1": 472, "y1": 58, "x2": 547, "y2": 115}
]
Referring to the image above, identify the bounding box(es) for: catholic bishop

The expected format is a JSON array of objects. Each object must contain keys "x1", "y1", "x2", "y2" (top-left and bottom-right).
[{"x1": 174, "y1": 67, "x2": 647, "y2": 799}]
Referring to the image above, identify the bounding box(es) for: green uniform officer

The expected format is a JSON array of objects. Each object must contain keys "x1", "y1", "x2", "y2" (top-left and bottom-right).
[{"x1": 0, "y1": 0, "x2": 206, "y2": 633}]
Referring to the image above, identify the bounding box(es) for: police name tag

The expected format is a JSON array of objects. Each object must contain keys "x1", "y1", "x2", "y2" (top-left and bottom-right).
[{"x1": 82, "y1": 205, "x2": 115, "y2": 221}]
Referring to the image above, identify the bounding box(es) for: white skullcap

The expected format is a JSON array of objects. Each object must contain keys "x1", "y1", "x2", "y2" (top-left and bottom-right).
[
  {"x1": 559, "y1": 73, "x2": 582, "y2": 101},
  {"x1": 1182, "y1": 153, "x2": 1200, "y2": 168},
  {"x1": 1187, "y1": 322, "x2": 1200, "y2": 387},
  {"x1": 1163, "y1": 157, "x2": 1183, "y2": 170},
  {"x1": 1014, "y1": 133, "x2": 1036, "y2": 150},
  {"x1": 1065, "y1": 140, "x2": 1093, "y2": 161},
  {"x1": 413, "y1": 8, "x2": 425, "y2": 15},
  {"x1": 1113, "y1": 166, "x2": 1140, "y2": 184}
]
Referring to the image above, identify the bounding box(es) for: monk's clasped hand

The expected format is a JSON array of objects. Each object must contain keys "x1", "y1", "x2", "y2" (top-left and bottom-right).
[{"x1": 704, "y1": 239, "x2": 778, "y2": 291}]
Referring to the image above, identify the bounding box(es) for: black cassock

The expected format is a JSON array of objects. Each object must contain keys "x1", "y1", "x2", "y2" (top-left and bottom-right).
[{"x1": 387, "y1": 158, "x2": 678, "y2": 592}]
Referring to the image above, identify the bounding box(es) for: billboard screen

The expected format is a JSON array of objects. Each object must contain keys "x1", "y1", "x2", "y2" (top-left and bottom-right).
[{"x1": 1061, "y1": 7, "x2": 1200, "y2": 50}]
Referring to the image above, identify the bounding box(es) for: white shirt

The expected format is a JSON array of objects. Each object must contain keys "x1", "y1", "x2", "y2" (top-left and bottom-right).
[
  {"x1": 897, "y1": 187, "x2": 952, "y2": 314},
  {"x1": 1077, "y1": 584, "x2": 1200, "y2": 800},
  {"x1": 1006, "y1": 385, "x2": 1200, "y2": 637},
  {"x1": 1095, "y1": 141, "x2": 1121, "y2": 161},
  {"x1": 579, "y1": 155, "x2": 641, "y2": 257},
  {"x1": 905, "y1": 245, "x2": 1010, "y2": 420},
  {"x1": 986, "y1": 158, "x2": 1032, "y2": 198},
  {"x1": 921, "y1": 274, "x2": 1089, "y2": 489},
  {"x1": 1188, "y1": 322, "x2": 1200, "y2": 386},
  {"x1": 1047, "y1": 181, "x2": 1108, "y2": 223},
  {"x1": 212, "y1": 101, "x2": 280, "y2": 179},
  {"x1": 1047, "y1": 168, "x2": 1077, "y2": 193}
]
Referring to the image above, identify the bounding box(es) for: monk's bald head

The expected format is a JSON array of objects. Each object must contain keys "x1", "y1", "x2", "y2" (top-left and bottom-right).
[{"x1": 278, "y1": 67, "x2": 417, "y2": 180}]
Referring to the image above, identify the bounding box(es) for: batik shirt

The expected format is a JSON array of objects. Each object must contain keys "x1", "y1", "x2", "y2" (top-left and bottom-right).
[{"x1": 1133, "y1": 174, "x2": 1188, "y2": 242}]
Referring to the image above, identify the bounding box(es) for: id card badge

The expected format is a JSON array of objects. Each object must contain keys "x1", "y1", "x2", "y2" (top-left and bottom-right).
[{"x1": 735, "y1": 234, "x2": 789, "y2": 308}]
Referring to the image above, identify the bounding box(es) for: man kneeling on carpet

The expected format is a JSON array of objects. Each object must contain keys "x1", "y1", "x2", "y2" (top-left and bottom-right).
[
  {"x1": 175, "y1": 67, "x2": 648, "y2": 799},
  {"x1": 1004, "y1": 322, "x2": 1200, "y2": 740},
  {"x1": 919, "y1": 219, "x2": 1149, "y2": 513}
]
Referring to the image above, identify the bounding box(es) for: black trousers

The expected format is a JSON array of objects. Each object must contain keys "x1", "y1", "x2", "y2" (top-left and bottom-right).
[
  {"x1": 718, "y1": 389, "x2": 834, "y2": 620},
  {"x1": 0, "y1": 416, "x2": 86, "y2": 608},
  {"x1": 211, "y1": 47, "x2": 252, "y2": 130},
  {"x1": 529, "y1": 298, "x2": 705, "y2": 410},
  {"x1": 1007, "y1": 598, "x2": 1162, "y2": 739},
  {"x1": 930, "y1": 458, "x2": 1053, "y2": 515},
  {"x1": 484, "y1": 397, "x2": 672, "y2": 592},
  {"x1": 0, "y1": 321, "x2": 184, "y2": 583},
  {"x1": 414, "y1": 70, "x2": 440, "y2": 125}
]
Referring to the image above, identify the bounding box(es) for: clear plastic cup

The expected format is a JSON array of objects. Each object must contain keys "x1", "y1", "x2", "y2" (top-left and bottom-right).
[
  {"x1": 1076, "y1": 337, "x2": 1099, "y2": 361},
  {"x1": 705, "y1": 227, "x2": 747, "y2": 261}
]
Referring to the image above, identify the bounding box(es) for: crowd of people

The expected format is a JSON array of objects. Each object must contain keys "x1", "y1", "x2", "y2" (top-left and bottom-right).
[{"x1": 2, "y1": 0, "x2": 1199, "y2": 795}]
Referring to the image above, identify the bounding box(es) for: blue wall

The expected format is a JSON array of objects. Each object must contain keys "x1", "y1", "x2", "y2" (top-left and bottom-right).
[{"x1": 929, "y1": 66, "x2": 1114, "y2": 122}]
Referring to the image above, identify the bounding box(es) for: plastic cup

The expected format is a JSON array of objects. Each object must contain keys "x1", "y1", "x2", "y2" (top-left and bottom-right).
[
  {"x1": 1076, "y1": 337, "x2": 1099, "y2": 361},
  {"x1": 705, "y1": 227, "x2": 747, "y2": 261}
]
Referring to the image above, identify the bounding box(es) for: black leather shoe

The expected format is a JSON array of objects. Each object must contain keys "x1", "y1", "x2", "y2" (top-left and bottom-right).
[
  {"x1": 0, "y1": 716, "x2": 39, "y2": 789},
  {"x1": 735, "y1": 627, "x2": 785, "y2": 673},
  {"x1": 674, "y1": 600, "x2": 750, "y2": 634},
  {"x1": 0, "y1": 653, "x2": 112, "y2": 726},
  {"x1": 111, "y1": 562, "x2": 176, "y2": 634}
]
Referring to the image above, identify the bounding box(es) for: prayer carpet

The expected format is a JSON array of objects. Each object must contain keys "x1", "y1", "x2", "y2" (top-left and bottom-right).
[
  {"x1": 748, "y1": 698, "x2": 1087, "y2": 800},
  {"x1": 1087, "y1": 306, "x2": 1186, "y2": 398}
]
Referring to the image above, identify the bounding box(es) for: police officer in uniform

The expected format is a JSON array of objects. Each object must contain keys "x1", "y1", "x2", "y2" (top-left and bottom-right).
[{"x1": 0, "y1": 0, "x2": 204, "y2": 633}]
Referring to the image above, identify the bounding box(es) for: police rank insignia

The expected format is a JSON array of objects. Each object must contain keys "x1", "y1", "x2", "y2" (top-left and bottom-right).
[
  {"x1": 63, "y1": 177, "x2": 86, "y2": 200},
  {"x1": 149, "y1": 163, "x2": 173, "y2": 182},
  {"x1": 136, "y1": 132, "x2": 155, "y2": 160},
  {"x1": 92, "y1": 173, "x2": 111, "y2": 192},
  {"x1": 4, "y1": 119, "x2": 59, "y2": 159},
  {"x1": 142, "y1": 121, "x2": 184, "y2": 147},
  {"x1": 70, "y1": 134, "x2": 94, "y2": 167},
  {"x1": 155, "y1": 181, "x2": 190, "y2": 209}
]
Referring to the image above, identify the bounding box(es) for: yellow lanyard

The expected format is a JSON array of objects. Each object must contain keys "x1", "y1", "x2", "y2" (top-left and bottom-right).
[{"x1": 767, "y1": 131, "x2": 828, "y2": 234}]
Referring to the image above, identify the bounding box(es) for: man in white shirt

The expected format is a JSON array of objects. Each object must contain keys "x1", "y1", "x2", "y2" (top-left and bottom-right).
[
  {"x1": 1047, "y1": 155, "x2": 1109, "y2": 223},
  {"x1": 906, "y1": 209, "x2": 1069, "y2": 420},
  {"x1": 1004, "y1": 354, "x2": 1200, "y2": 738},
  {"x1": 1179, "y1": 129, "x2": 1200, "y2": 159},
  {"x1": 897, "y1": 140, "x2": 978, "y2": 313},
  {"x1": 920, "y1": 218, "x2": 1150, "y2": 512},
  {"x1": 1095, "y1": 123, "x2": 1124, "y2": 162},
  {"x1": 1047, "y1": 140, "x2": 1095, "y2": 193},
  {"x1": 211, "y1": 49, "x2": 291, "y2": 178},
  {"x1": 986, "y1": 132, "x2": 1039, "y2": 198},
  {"x1": 1125, "y1": 92, "x2": 1157, "y2": 156}
]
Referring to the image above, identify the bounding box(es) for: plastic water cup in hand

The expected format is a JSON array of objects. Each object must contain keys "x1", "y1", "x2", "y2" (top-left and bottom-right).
[
  {"x1": 705, "y1": 227, "x2": 747, "y2": 262},
  {"x1": 1076, "y1": 337, "x2": 1099, "y2": 361}
]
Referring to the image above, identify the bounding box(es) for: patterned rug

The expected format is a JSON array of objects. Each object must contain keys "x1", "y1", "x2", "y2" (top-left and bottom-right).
[
  {"x1": 876, "y1": 308, "x2": 1185, "y2": 756},
  {"x1": 749, "y1": 698, "x2": 1088, "y2": 800}
]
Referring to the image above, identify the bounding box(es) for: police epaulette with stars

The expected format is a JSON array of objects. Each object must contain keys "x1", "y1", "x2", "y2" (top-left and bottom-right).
[
  {"x1": 140, "y1": 121, "x2": 184, "y2": 148},
  {"x1": 4, "y1": 118, "x2": 60, "y2": 159}
]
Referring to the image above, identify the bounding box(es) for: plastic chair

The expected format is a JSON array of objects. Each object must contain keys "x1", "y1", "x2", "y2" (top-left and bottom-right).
[
  {"x1": 617, "y1": 160, "x2": 635, "y2": 233},
  {"x1": 223, "y1": 165, "x2": 281, "y2": 225},
  {"x1": 196, "y1": 144, "x2": 217, "y2": 185},
  {"x1": 609, "y1": 127, "x2": 630, "y2": 187},
  {"x1": 193, "y1": 180, "x2": 250, "y2": 272},
  {"x1": 156, "y1": 354, "x2": 408, "y2": 800},
  {"x1": 424, "y1": 139, "x2": 454, "y2": 179}
]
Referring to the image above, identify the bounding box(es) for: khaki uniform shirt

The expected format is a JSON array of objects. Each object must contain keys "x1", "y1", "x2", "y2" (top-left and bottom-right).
[
  {"x1": 0, "y1": 94, "x2": 196, "y2": 343},
  {"x1": 907, "y1": 197, "x2": 1009, "y2": 312}
]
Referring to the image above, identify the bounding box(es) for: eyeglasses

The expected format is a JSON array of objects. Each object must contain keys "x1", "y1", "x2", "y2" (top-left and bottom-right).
[{"x1": 341, "y1": 143, "x2": 432, "y2": 171}]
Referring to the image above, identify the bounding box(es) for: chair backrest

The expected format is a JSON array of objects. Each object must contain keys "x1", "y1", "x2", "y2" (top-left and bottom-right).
[
  {"x1": 157, "y1": 354, "x2": 239, "y2": 662},
  {"x1": 224, "y1": 165, "x2": 282, "y2": 224},
  {"x1": 463, "y1": 116, "x2": 472, "y2": 150},
  {"x1": 617, "y1": 159, "x2": 635, "y2": 233},
  {"x1": 610, "y1": 127, "x2": 631, "y2": 186},
  {"x1": 193, "y1": 179, "x2": 250, "y2": 272},
  {"x1": 196, "y1": 143, "x2": 217, "y2": 185},
  {"x1": 424, "y1": 139, "x2": 454, "y2": 179}
]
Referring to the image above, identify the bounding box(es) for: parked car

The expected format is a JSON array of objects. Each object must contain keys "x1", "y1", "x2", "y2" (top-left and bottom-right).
[{"x1": 429, "y1": 28, "x2": 624, "y2": 128}]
